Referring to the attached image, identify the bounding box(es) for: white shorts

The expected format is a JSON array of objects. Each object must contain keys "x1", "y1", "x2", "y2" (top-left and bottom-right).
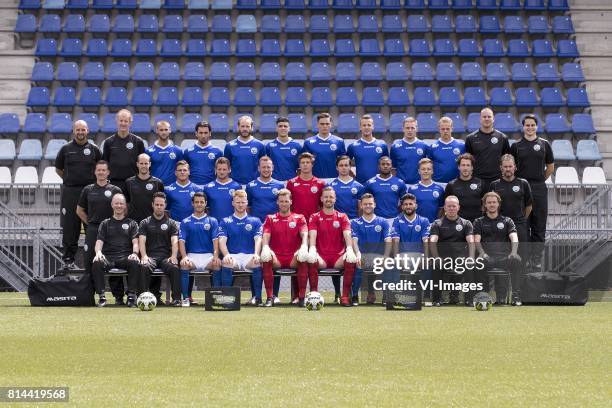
[
  {"x1": 187, "y1": 253, "x2": 215, "y2": 271},
  {"x1": 227, "y1": 253, "x2": 256, "y2": 270}
]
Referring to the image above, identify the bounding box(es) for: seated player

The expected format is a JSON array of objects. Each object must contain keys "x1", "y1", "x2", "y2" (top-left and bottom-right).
[
  {"x1": 350, "y1": 194, "x2": 392, "y2": 306},
  {"x1": 260, "y1": 189, "x2": 309, "y2": 307},
  {"x1": 307, "y1": 187, "x2": 358, "y2": 307},
  {"x1": 178, "y1": 192, "x2": 221, "y2": 307},
  {"x1": 218, "y1": 191, "x2": 264, "y2": 302},
  {"x1": 138, "y1": 192, "x2": 181, "y2": 306},
  {"x1": 91, "y1": 194, "x2": 141, "y2": 308}
]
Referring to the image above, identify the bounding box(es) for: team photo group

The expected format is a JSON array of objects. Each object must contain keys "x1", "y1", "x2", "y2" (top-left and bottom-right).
[{"x1": 56, "y1": 106, "x2": 554, "y2": 309}]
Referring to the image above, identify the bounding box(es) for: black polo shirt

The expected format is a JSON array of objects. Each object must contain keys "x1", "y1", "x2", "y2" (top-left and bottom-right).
[
  {"x1": 138, "y1": 215, "x2": 179, "y2": 259},
  {"x1": 429, "y1": 216, "x2": 473, "y2": 257},
  {"x1": 97, "y1": 216, "x2": 139, "y2": 258},
  {"x1": 124, "y1": 175, "x2": 165, "y2": 223},
  {"x1": 510, "y1": 137, "x2": 554, "y2": 183},
  {"x1": 54, "y1": 140, "x2": 101, "y2": 187},
  {"x1": 444, "y1": 177, "x2": 485, "y2": 222},
  {"x1": 77, "y1": 182, "x2": 122, "y2": 225},
  {"x1": 473, "y1": 214, "x2": 517, "y2": 257},
  {"x1": 102, "y1": 133, "x2": 146, "y2": 182},
  {"x1": 489, "y1": 177, "x2": 533, "y2": 223},
  {"x1": 465, "y1": 129, "x2": 511, "y2": 181}
]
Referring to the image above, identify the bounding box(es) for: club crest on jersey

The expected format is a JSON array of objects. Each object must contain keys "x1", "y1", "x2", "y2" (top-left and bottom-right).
[
  {"x1": 169, "y1": 152, "x2": 176, "y2": 159},
  {"x1": 161, "y1": 224, "x2": 168, "y2": 230},
  {"x1": 470, "y1": 183, "x2": 478, "y2": 190},
  {"x1": 190, "y1": 191, "x2": 195, "y2": 197},
  {"x1": 375, "y1": 147, "x2": 383, "y2": 154},
  {"x1": 207, "y1": 182, "x2": 215, "y2": 188},
  {"x1": 533, "y1": 145, "x2": 541, "y2": 151},
  {"x1": 249, "y1": 181, "x2": 256, "y2": 187},
  {"x1": 104, "y1": 190, "x2": 112, "y2": 198},
  {"x1": 204, "y1": 223, "x2": 211, "y2": 230},
  {"x1": 432, "y1": 143, "x2": 439, "y2": 148},
  {"x1": 229, "y1": 189, "x2": 235, "y2": 196},
  {"x1": 61, "y1": 207, "x2": 66, "y2": 215},
  {"x1": 272, "y1": 188, "x2": 279, "y2": 195},
  {"x1": 122, "y1": 223, "x2": 129, "y2": 230},
  {"x1": 166, "y1": 185, "x2": 175, "y2": 191},
  {"x1": 391, "y1": 185, "x2": 398, "y2": 192},
  {"x1": 311, "y1": 186, "x2": 318, "y2": 193},
  {"x1": 291, "y1": 149, "x2": 298, "y2": 155},
  {"x1": 497, "y1": 222, "x2": 504, "y2": 230},
  {"x1": 351, "y1": 187, "x2": 358, "y2": 194},
  {"x1": 375, "y1": 225, "x2": 382, "y2": 232},
  {"x1": 207, "y1": 152, "x2": 215, "y2": 160},
  {"x1": 456, "y1": 224, "x2": 463, "y2": 232},
  {"x1": 512, "y1": 186, "x2": 520, "y2": 193},
  {"x1": 416, "y1": 148, "x2": 423, "y2": 155},
  {"x1": 270, "y1": 142, "x2": 277, "y2": 148},
  {"x1": 126, "y1": 142, "x2": 134, "y2": 149},
  {"x1": 415, "y1": 225, "x2": 421, "y2": 232},
  {"x1": 330, "y1": 144, "x2": 337, "y2": 151},
  {"x1": 146, "y1": 183, "x2": 153, "y2": 190},
  {"x1": 83, "y1": 148, "x2": 91, "y2": 156},
  {"x1": 433, "y1": 191, "x2": 440, "y2": 198},
  {"x1": 84, "y1": 244, "x2": 88, "y2": 251},
  {"x1": 333, "y1": 220, "x2": 340, "y2": 228},
  {"x1": 491, "y1": 137, "x2": 498, "y2": 144},
  {"x1": 245, "y1": 224, "x2": 253, "y2": 231},
  {"x1": 250, "y1": 147, "x2": 258, "y2": 155},
  {"x1": 453, "y1": 148, "x2": 461, "y2": 155},
  {"x1": 288, "y1": 221, "x2": 296, "y2": 229}
]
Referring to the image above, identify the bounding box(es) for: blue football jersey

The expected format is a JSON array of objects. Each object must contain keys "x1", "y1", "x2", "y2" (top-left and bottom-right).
[
  {"x1": 364, "y1": 175, "x2": 407, "y2": 219},
  {"x1": 429, "y1": 138, "x2": 466, "y2": 183},
  {"x1": 164, "y1": 181, "x2": 202, "y2": 223},
  {"x1": 351, "y1": 216, "x2": 391, "y2": 252},
  {"x1": 391, "y1": 214, "x2": 430, "y2": 253},
  {"x1": 409, "y1": 182, "x2": 445, "y2": 223},
  {"x1": 179, "y1": 214, "x2": 219, "y2": 254},
  {"x1": 224, "y1": 138, "x2": 265, "y2": 185},
  {"x1": 218, "y1": 214, "x2": 263, "y2": 254},
  {"x1": 265, "y1": 138, "x2": 301, "y2": 181},
  {"x1": 389, "y1": 139, "x2": 431, "y2": 185},
  {"x1": 245, "y1": 178, "x2": 285, "y2": 222},
  {"x1": 329, "y1": 178, "x2": 365, "y2": 219},
  {"x1": 347, "y1": 139, "x2": 390, "y2": 184},
  {"x1": 203, "y1": 179, "x2": 243, "y2": 221},
  {"x1": 183, "y1": 143, "x2": 223, "y2": 186},
  {"x1": 301, "y1": 134, "x2": 346, "y2": 178},
  {"x1": 147, "y1": 142, "x2": 183, "y2": 185}
]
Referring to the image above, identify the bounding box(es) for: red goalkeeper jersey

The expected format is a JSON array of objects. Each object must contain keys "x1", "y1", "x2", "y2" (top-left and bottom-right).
[
  {"x1": 308, "y1": 210, "x2": 351, "y2": 256},
  {"x1": 286, "y1": 176, "x2": 326, "y2": 220},
  {"x1": 263, "y1": 212, "x2": 308, "y2": 256}
]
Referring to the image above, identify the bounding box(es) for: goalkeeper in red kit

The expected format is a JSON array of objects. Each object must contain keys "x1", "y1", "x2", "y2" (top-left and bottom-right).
[
  {"x1": 260, "y1": 189, "x2": 310, "y2": 307},
  {"x1": 307, "y1": 186, "x2": 358, "y2": 307}
]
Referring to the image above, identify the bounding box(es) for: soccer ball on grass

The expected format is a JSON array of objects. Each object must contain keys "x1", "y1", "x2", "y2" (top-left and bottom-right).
[
  {"x1": 304, "y1": 291, "x2": 324, "y2": 311},
  {"x1": 137, "y1": 292, "x2": 157, "y2": 311}
]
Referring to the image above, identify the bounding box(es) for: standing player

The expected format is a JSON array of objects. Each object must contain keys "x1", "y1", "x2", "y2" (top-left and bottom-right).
[
  {"x1": 390, "y1": 117, "x2": 430, "y2": 185},
  {"x1": 245, "y1": 156, "x2": 285, "y2": 222},
  {"x1": 429, "y1": 117, "x2": 465, "y2": 184},
  {"x1": 224, "y1": 116, "x2": 265, "y2": 185},
  {"x1": 329, "y1": 155, "x2": 365, "y2": 220},
  {"x1": 203, "y1": 157, "x2": 243, "y2": 222},
  {"x1": 473, "y1": 192, "x2": 522, "y2": 305},
  {"x1": 91, "y1": 194, "x2": 140, "y2": 307},
  {"x1": 124, "y1": 153, "x2": 164, "y2": 223},
  {"x1": 465, "y1": 108, "x2": 511, "y2": 192},
  {"x1": 147, "y1": 120, "x2": 183, "y2": 186},
  {"x1": 408, "y1": 158, "x2": 445, "y2": 223},
  {"x1": 218, "y1": 191, "x2": 263, "y2": 302},
  {"x1": 265, "y1": 116, "x2": 301, "y2": 181},
  {"x1": 178, "y1": 192, "x2": 221, "y2": 307},
  {"x1": 165, "y1": 160, "x2": 202, "y2": 224},
  {"x1": 183, "y1": 121, "x2": 223, "y2": 186},
  {"x1": 302, "y1": 112, "x2": 346, "y2": 179},
  {"x1": 55, "y1": 119, "x2": 101, "y2": 269},
  {"x1": 138, "y1": 192, "x2": 181, "y2": 306},
  {"x1": 444, "y1": 153, "x2": 485, "y2": 222},
  {"x1": 308, "y1": 187, "x2": 358, "y2": 307},
  {"x1": 347, "y1": 114, "x2": 389, "y2": 184},
  {"x1": 260, "y1": 189, "x2": 309, "y2": 307},
  {"x1": 350, "y1": 194, "x2": 392, "y2": 306},
  {"x1": 101, "y1": 109, "x2": 146, "y2": 192},
  {"x1": 364, "y1": 157, "x2": 407, "y2": 222},
  {"x1": 510, "y1": 114, "x2": 554, "y2": 269}
]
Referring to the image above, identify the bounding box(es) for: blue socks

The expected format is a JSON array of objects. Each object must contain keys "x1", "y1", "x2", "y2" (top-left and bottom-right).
[
  {"x1": 251, "y1": 267, "x2": 263, "y2": 299},
  {"x1": 352, "y1": 268, "x2": 363, "y2": 298},
  {"x1": 180, "y1": 269, "x2": 189, "y2": 299}
]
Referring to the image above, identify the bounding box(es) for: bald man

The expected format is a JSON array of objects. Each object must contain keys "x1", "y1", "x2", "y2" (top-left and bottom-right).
[
  {"x1": 55, "y1": 120, "x2": 102, "y2": 269},
  {"x1": 124, "y1": 153, "x2": 164, "y2": 223}
]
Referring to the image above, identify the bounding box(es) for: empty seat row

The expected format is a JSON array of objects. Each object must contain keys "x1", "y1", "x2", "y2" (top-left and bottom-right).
[
  {"x1": 552, "y1": 139, "x2": 602, "y2": 162},
  {"x1": 20, "y1": 1, "x2": 218, "y2": 11}
]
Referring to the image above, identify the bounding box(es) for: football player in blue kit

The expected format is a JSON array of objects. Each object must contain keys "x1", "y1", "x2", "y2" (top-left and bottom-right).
[
  {"x1": 183, "y1": 121, "x2": 223, "y2": 186},
  {"x1": 224, "y1": 116, "x2": 265, "y2": 185},
  {"x1": 265, "y1": 116, "x2": 301, "y2": 181},
  {"x1": 408, "y1": 158, "x2": 445, "y2": 223},
  {"x1": 346, "y1": 114, "x2": 389, "y2": 184},
  {"x1": 147, "y1": 120, "x2": 184, "y2": 185},
  {"x1": 203, "y1": 157, "x2": 243, "y2": 222}
]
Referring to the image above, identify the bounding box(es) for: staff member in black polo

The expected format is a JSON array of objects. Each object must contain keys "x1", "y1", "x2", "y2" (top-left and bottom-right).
[
  {"x1": 124, "y1": 153, "x2": 165, "y2": 223},
  {"x1": 102, "y1": 109, "x2": 146, "y2": 193},
  {"x1": 444, "y1": 153, "x2": 485, "y2": 222},
  {"x1": 92, "y1": 194, "x2": 141, "y2": 308},
  {"x1": 473, "y1": 192, "x2": 522, "y2": 306},
  {"x1": 55, "y1": 119, "x2": 101, "y2": 269},
  {"x1": 428, "y1": 196, "x2": 475, "y2": 306},
  {"x1": 489, "y1": 154, "x2": 533, "y2": 265},
  {"x1": 76, "y1": 161, "x2": 123, "y2": 300},
  {"x1": 510, "y1": 114, "x2": 554, "y2": 270},
  {"x1": 465, "y1": 108, "x2": 511, "y2": 192},
  {"x1": 139, "y1": 192, "x2": 181, "y2": 306}
]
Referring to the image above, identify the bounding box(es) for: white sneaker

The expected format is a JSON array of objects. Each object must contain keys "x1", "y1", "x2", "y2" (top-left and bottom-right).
[
  {"x1": 273, "y1": 296, "x2": 281, "y2": 305},
  {"x1": 181, "y1": 299, "x2": 190, "y2": 307},
  {"x1": 249, "y1": 296, "x2": 257, "y2": 306}
]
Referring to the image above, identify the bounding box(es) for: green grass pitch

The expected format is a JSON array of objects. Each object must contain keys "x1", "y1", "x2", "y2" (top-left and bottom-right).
[{"x1": 0, "y1": 292, "x2": 610, "y2": 407}]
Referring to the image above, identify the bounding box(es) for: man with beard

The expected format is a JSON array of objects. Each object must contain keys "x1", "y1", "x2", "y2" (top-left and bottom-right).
[
  {"x1": 124, "y1": 153, "x2": 164, "y2": 223},
  {"x1": 224, "y1": 116, "x2": 265, "y2": 185},
  {"x1": 346, "y1": 114, "x2": 389, "y2": 184},
  {"x1": 390, "y1": 117, "x2": 430, "y2": 185},
  {"x1": 265, "y1": 116, "x2": 301, "y2": 181},
  {"x1": 165, "y1": 160, "x2": 202, "y2": 224},
  {"x1": 444, "y1": 153, "x2": 485, "y2": 222},
  {"x1": 302, "y1": 112, "x2": 346, "y2": 179},
  {"x1": 203, "y1": 157, "x2": 243, "y2": 222},
  {"x1": 147, "y1": 120, "x2": 183, "y2": 186},
  {"x1": 364, "y1": 156, "x2": 407, "y2": 223},
  {"x1": 184, "y1": 121, "x2": 223, "y2": 186}
]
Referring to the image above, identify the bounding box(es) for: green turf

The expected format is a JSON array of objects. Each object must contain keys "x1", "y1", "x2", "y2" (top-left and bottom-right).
[{"x1": 0, "y1": 292, "x2": 610, "y2": 407}]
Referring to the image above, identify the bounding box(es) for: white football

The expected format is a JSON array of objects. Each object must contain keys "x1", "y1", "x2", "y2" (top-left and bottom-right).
[
  {"x1": 305, "y1": 291, "x2": 324, "y2": 311},
  {"x1": 137, "y1": 292, "x2": 157, "y2": 311}
]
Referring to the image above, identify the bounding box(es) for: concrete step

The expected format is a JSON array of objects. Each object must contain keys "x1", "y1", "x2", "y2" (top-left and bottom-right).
[
  {"x1": 571, "y1": 11, "x2": 612, "y2": 32},
  {"x1": 576, "y1": 34, "x2": 612, "y2": 56},
  {"x1": 581, "y1": 58, "x2": 612, "y2": 80},
  {"x1": 0, "y1": 80, "x2": 30, "y2": 103},
  {"x1": 571, "y1": 0, "x2": 612, "y2": 10}
]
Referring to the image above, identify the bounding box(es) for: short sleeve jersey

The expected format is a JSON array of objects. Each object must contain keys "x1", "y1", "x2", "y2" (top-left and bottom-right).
[
  {"x1": 55, "y1": 140, "x2": 101, "y2": 187},
  {"x1": 265, "y1": 138, "x2": 301, "y2": 181},
  {"x1": 262, "y1": 212, "x2": 308, "y2": 256},
  {"x1": 301, "y1": 134, "x2": 346, "y2": 178},
  {"x1": 286, "y1": 176, "x2": 326, "y2": 220},
  {"x1": 147, "y1": 142, "x2": 184, "y2": 185},
  {"x1": 308, "y1": 210, "x2": 351, "y2": 256},
  {"x1": 138, "y1": 215, "x2": 179, "y2": 259},
  {"x1": 223, "y1": 137, "x2": 266, "y2": 185},
  {"x1": 390, "y1": 138, "x2": 430, "y2": 185},
  {"x1": 178, "y1": 214, "x2": 219, "y2": 254},
  {"x1": 429, "y1": 138, "x2": 466, "y2": 183},
  {"x1": 183, "y1": 143, "x2": 223, "y2": 186},
  {"x1": 473, "y1": 215, "x2": 517, "y2": 257},
  {"x1": 329, "y1": 178, "x2": 365, "y2": 219},
  {"x1": 218, "y1": 214, "x2": 262, "y2": 254},
  {"x1": 364, "y1": 175, "x2": 407, "y2": 218},
  {"x1": 245, "y1": 178, "x2": 285, "y2": 222},
  {"x1": 510, "y1": 137, "x2": 554, "y2": 183},
  {"x1": 97, "y1": 217, "x2": 139, "y2": 258},
  {"x1": 347, "y1": 138, "x2": 390, "y2": 184},
  {"x1": 489, "y1": 177, "x2": 533, "y2": 223},
  {"x1": 408, "y1": 182, "x2": 445, "y2": 223},
  {"x1": 78, "y1": 183, "x2": 122, "y2": 224},
  {"x1": 444, "y1": 177, "x2": 485, "y2": 222},
  {"x1": 164, "y1": 181, "x2": 202, "y2": 223},
  {"x1": 203, "y1": 179, "x2": 243, "y2": 221}
]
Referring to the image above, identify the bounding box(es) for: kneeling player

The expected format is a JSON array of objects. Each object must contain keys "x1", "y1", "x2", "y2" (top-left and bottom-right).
[
  {"x1": 178, "y1": 192, "x2": 221, "y2": 307},
  {"x1": 308, "y1": 187, "x2": 358, "y2": 307},
  {"x1": 218, "y1": 190, "x2": 263, "y2": 301},
  {"x1": 260, "y1": 189, "x2": 309, "y2": 307}
]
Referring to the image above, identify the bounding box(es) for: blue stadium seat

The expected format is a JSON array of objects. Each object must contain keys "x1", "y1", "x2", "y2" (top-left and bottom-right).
[
  {"x1": 552, "y1": 16, "x2": 574, "y2": 34},
  {"x1": 407, "y1": 15, "x2": 428, "y2": 33},
  {"x1": 32, "y1": 62, "x2": 54, "y2": 84},
  {"x1": 0, "y1": 139, "x2": 16, "y2": 161},
  {"x1": 444, "y1": 112, "x2": 466, "y2": 133},
  {"x1": 138, "y1": 15, "x2": 159, "y2": 33},
  {"x1": 130, "y1": 87, "x2": 153, "y2": 108},
  {"x1": 382, "y1": 15, "x2": 403, "y2": 33},
  {"x1": 18, "y1": 139, "x2": 43, "y2": 161},
  {"x1": 260, "y1": 63, "x2": 282, "y2": 82},
  {"x1": 209, "y1": 62, "x2": 230, "y2": 82},
  {"x1": 134, "y1": 39, "x2": 156, "y2": 57},
  {"x1": 562, "y1": 63, "x2": 585, "y2": 82},
  {"x1": 19, "y1": 0, "x2": 41, "y2": 10},
  {"x1": 114, "y1": 15, "x2": 135, "y2": 34},
  {"x1": 362, "y1": 87, "x2": 384, "y2": 107},
  {"x1": 187, "y1": 15, "x2": 207, "y2": 35},
  {"x1": 571, "y1": 114, "x2": 596, "y2": 134},
  {"x1": 89, "y1": 14, "x2": 110, "y2": 35},
  {"x1": 309, "y1": 0, "x2": 329, "y2": 10},
  {"x1": 259, "y1": 114, "x2": 279, "y2": 133},
  {"x1": 357, "y1": 0, "x2": 377, "y2": 10},
  {"x1": 211, "y1": 0, "x2": 232, "y2": 8},
  {"x1": 405, "y1": 0, "x2": 425, "y2": 9},
  {"x1": 48, "y1": 114, "x2": 72, "y2": 135},
  {"x1": 211, "y1": 39, "x2": 231, "y2": 56},
  {"x1": 541, "y1": 87, "x2": 565, "y2": 108},
  {"x1": 237, "y1": 0, "x2": 257, "y2": 8},
  {"x1": 311, "y1": 62, "x2": 332, "y2": 81},
  {"x1": 453, "y1": 0, "x2": 474, "y2": 10},
  {"x1": 386, "y1": 62, "x2": 408, "y2": 82},
  {"x1": 336, "y1": 62, "x2": 357, "y2": 82},
  {"x1": 285, "y1": 39, "x2": 306, "y2": 57},
  {"x1": 56, "y1": 62, "x2": 79, "y2": 84},
  {"x1": 108, "y1": 62, "x2": 130, "y2": 82},
  {"x1": 208, "y1": 87, "x2": 230, "y2": 107},
  {"x1": 504, "y1": 15, "x2": 525, "y2": 34},
  {"x1": 59, "y1": 38, "x2": 82, "y2": 57},
  {"x1": 158, "y1": 62, "x2": 180, "y2": 82},
  {"x1": 310, "y1": 39, "x2": 332, "y2": 57},
  {"x1": 104, "y1": 87, "x2": 128, "y2": 108},
  {"x1": 182, "y1": 87, "x2": 204, "y2": 108},
  {"x1": 208, "y1": 114, "x2": 229, "y2": 133},
  {"x1": 360, "y1": 62, "x2": 383, "y2": 81},
  {"x1": 432, "y1": 15, "x2": 452, "y2": 33},
  {"x1": 310, "y1": 15, "x2": 330, "y2": 33},
  {"x1": 163, "y1": 15, "x2": 183, "y2": 34},
  {"x1": 154, "y1": 114, "x2": 177, "y2": 133},
  {"x1": 533, "y1": 39, "x2": 554, "y2": 58},
  {"x1": 27, "y1": 87, "x2": 50, "y2": 109},
  {"x1": 164, "y1": 0, "x2": 185, "y2": 8},
  {"x1": 384, "y1": 39, "x2": 405, "y2": 57},
  {"x1": 507, "y1": 39, "x2": 530, "y2": 57},
  {"x1": 413, "y1": 87, "x2": 436, "y2": 107},
  {"x1": 233, "y1": 87, "x2": 256, "y2": 107},
  {"x1": 261, "y1": 15, "x2": 281, "y2": 33},
  {"x1": 549, "y1": 0, "x2": 569, "y2": 12},
  {"x1": 82, "y1": 62, "x2": 104, "y2": 83},
  {"x1": 457, "y1": 39, "x2": 480, "y2": 57},
  {"x1": 464, "y1": 87, "x2": 486, "y2": 107},
  {"x1": 500, "y1": 0, "x2": 521, "y2": 11},
  {"x1": 433, "y1": 39, "x2": 456, "y2": 57},
  {"x1": 337, "y1": 114, "x2": 359, "y2": 134},
  {"x1": 260, "y1": 0, "x2": 281, "y2": 9},
  {"x1": 480, "y1": 15, "x2": 500, "y2": 33},
  {"x1": 0, "y1": 113, "x2": 20, "y2": 135},
  {"x1": 260, "y1": 87, "x2": 282, "y2": 107},
  {"x1": 335, "y1": 39, "x2": 356, "y2": 57},
  {"x1": 465, "y1": 113, "x2": 480, "y2": 132},
  {"x1": 439, "y1": 87, "x2": 461, "y2": 108},
  {"x1": 557, "y1": 40, "x2": 579, "y2": 58},
  {"x1": 550, "y1": 139, "x2": 574, "y2": 161},
  {"x1": 490, "y1": 87, "x2": 513, "y2": 108},
  {"x1": 460, "y1": 62, "x2": 483, "y2": 81},
  {"x1": 185, "y1": 39, "x2": 206, "y2": 57},
  {"x1": 110, "y1": 38, "x2": 132, "y2": 57},
  {"x1": 416, "y1": 113, "x2": 438, "y2": 134},
  {"x1": 512, "y1": 62, "x2": 534, "y2": 82},
  {"x1": 412, "y1": 62, "x2": 434, "y2": 81},
  {"x1": 536, "y1": 63, "x2": 560, "y2": 82},
  {"x1": 285, "y1": 0, "x2": 306, "y2": 9},
  {"x1": 180, "y1": 113, "x2": 202, "y2": 133},
  {"x1": 101, "y1": 113, "x2": 118, "y2": 133},
  {"x1": 36, "y1": 38, "x2": 58, "y2": 57},
  {"x1": 79, "y1": 87, "x2": 102, "y2": 109},
  {"x1": 494, "y1": 113, "x2": 519, "y2": 134},
  {"x1": 211, "y1": 15, "x2": 231, "y2": 33},
  {"x1": 311, "y1": 87, "x2": 333, "y2": 108},
  {"x1": 409, "y1": 39, "x2": 431, "y2": 57},
  {"x1": 117, "y1": 0, "x2": 138, "y2": 8},
  {"x1": 486, "y1": 62, "x2": 510, "y2": 81},
  {"x1": 285, "y1": 15, "x2": 306, "y2": 33},
  {"x1": 429, "y1": 0, "x2": 450, "y2": 9},
  {"x1": 234, "y1": 62, "x2": 256, "y2": 82},
  {"x1": 525, "y1": 0, "x2": 546, "y2": 11},
  {"x1": 286, "y1": 87, "x2": 308, "y2": 107},
  {"x1": 528, "y1": 16, "x2": 549, "y2": 35},
  {"x1": 567, "y1": 88, "x2": 590, "y2": 108},
  {"x1": 236, "y1": 15, "x2": 256, "y2": 34},
  {"x1": 236, "y1": 39, "x2": 257, "y2": 57},
  {"x1": 130, "y1": 113, "x2": 150, "y2": 133},
  {"x1": 545, "y1": 113, "x2": 571, "y2": 134},
  {"x1": 483, "y1": 39, "x2": 505, "y2": 57},
  {"x1": 131, "y1": 62, "x2": 154, "y2": 83},
  {"x1": 370, "y1": 113, "x2": 387, "y2": 134},
  {"x1": 576, "y1": 140, "x2": 601, "y2": 161},
  {"x1": 287, "y1": 114, "x2": 308, "y2": 133},
  {"x1": 93, "y1": 0, "x2": 114, "y2": 8},
  {"x1": 334, "y1": 15, "x2": 354, "y2": 33},
  {"x1": 160, "y1": 39, "x2": 182, "y2": 57},
  {"x1": 15, "y1": 14, "x2": 36, "y2": 34},
  {"x1": 515, "y1": 87, "x2": 539, "y2": 108},
  {"x1": 436, "y1": 62, "x2": 458, "y2": 81},
  {"x1": 455, "y1": 15, "x2": 476, "y2": 33},
  {"x1": 381, "y1": 0, "x2": 402, "y2": 9},
  {"x1": 333, "y1": 0, "x2": 353, "y2": 10},
  {"x1": 388, "y1": 87, "x2": 410, "y2": 107},
  {"x1": 40, "y1": 14, "x2": 61, "y2": 34},
  {"x1": 359, "y1": 39, "x2": 381, "y2": 56},
  {"x1": 389, "y1": 113, "x2": 409, "y2": 132},
  {"x1": 285, "y1": 62, "x2": 307, "y2": 81},
  {"x1": 23, "y1": 113, "x2": 46, "y2": 134}
]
